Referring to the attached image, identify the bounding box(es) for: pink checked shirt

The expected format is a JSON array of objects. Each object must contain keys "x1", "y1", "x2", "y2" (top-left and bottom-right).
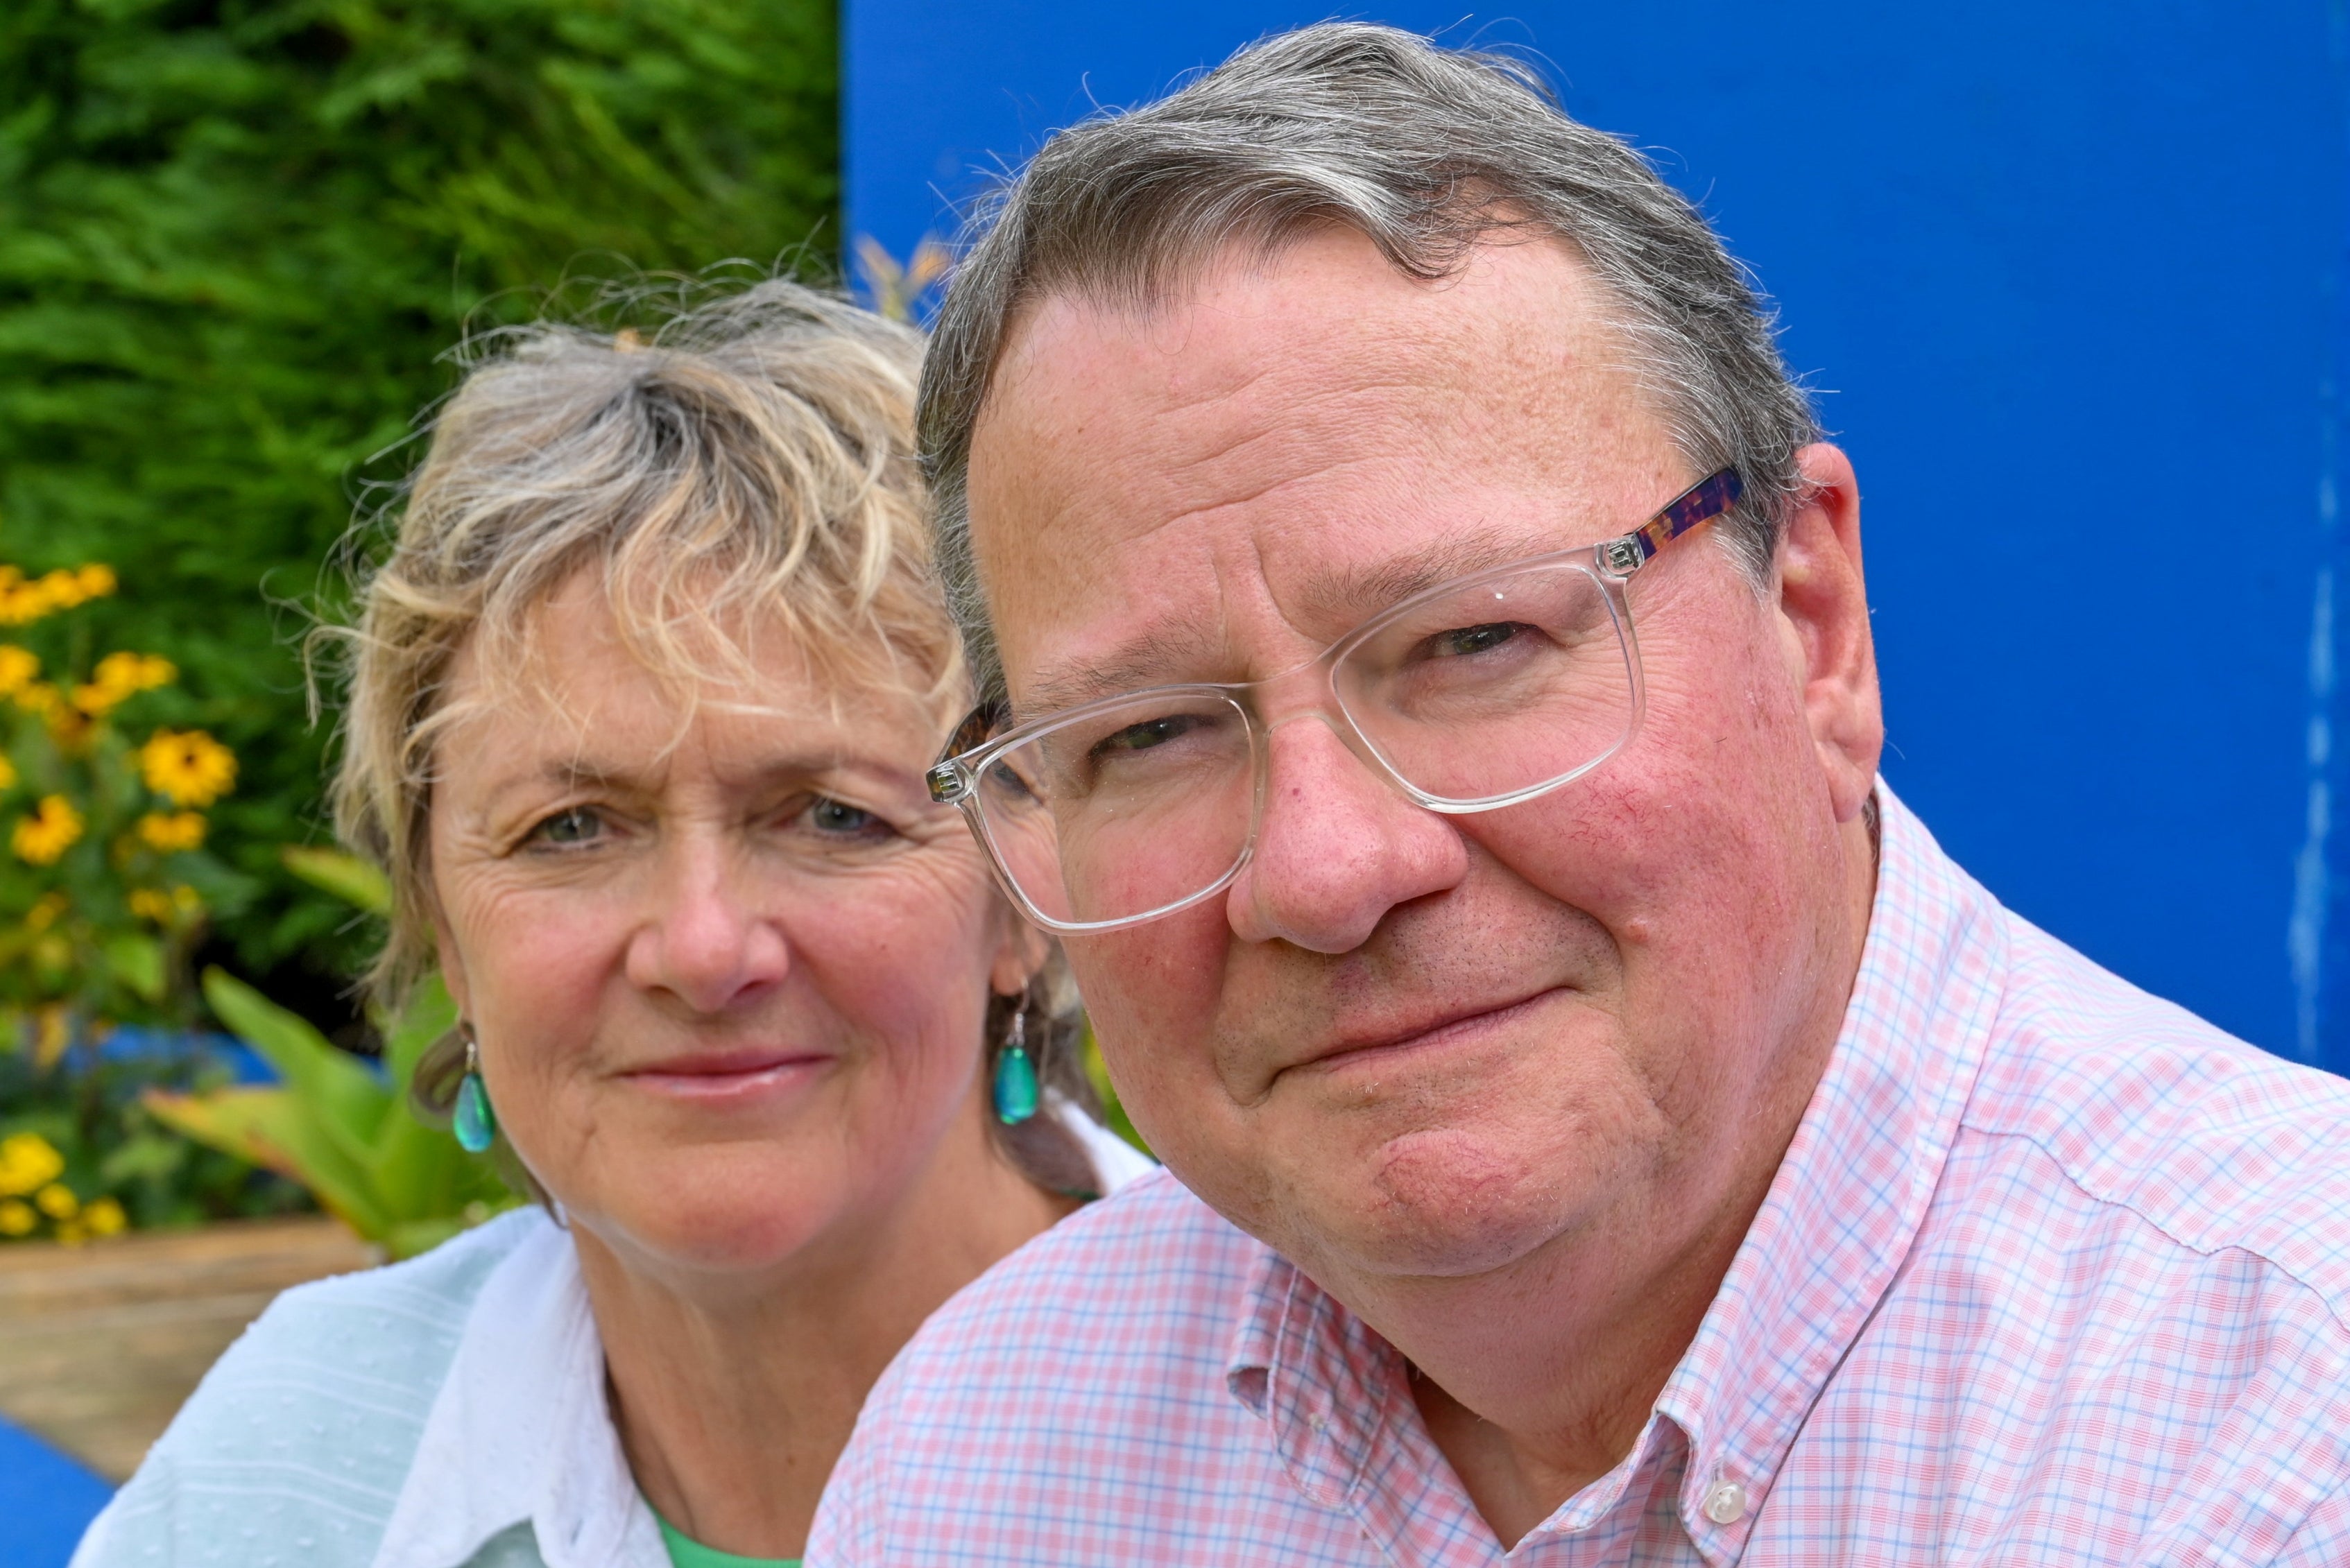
[{"x1": 810, "y1": 789, "x2": 2350, "y2": 1565}]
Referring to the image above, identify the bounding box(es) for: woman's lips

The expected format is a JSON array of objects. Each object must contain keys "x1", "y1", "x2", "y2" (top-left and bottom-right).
[{"x1": 618, "y1": 1050, "x2": 833, "y2": 1103}]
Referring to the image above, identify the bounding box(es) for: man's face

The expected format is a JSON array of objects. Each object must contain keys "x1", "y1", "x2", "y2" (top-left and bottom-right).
[{"x1": 968, "y1": 228, "x2": 1874, "y2": 1292}]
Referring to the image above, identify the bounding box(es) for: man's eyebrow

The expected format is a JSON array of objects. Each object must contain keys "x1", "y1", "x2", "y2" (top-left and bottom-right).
[
  {"x1": 1285, "y1": 526, "x2": 1546, "y2": 628},
  {"x1": 1011, "y1": 528, "x2": 1577, "y2": 720},
  {"x1": 1015, "y1": 621, "x2": 1226, "y2": 720}
]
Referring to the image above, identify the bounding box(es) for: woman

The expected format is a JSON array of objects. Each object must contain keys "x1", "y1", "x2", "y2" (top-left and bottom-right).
[{"x1": 74, "y1": 281, "x2": 1149, "y2": 1568}]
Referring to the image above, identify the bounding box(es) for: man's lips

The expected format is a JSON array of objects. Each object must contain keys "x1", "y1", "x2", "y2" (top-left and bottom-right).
[{"x1": 1283, "y1": 988, "x2": 1563, "y2": 1079}]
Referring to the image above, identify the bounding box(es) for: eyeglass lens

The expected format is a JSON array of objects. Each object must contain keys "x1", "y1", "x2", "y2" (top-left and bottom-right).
[{"x1": 973, "y1": 557, "x2": 1636, "y2": 929}]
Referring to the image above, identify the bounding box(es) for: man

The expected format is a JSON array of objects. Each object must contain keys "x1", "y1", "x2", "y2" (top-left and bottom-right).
[{"x1": 811, "y1": 23, "x2": 2350, "y2": 1565}]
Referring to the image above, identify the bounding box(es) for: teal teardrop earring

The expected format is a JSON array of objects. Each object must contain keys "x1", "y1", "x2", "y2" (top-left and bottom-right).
[
  {"x1": 992, "y1": 1003, "x2": 1039, "y2": 1126},
  {"x1": 453, "y1": 1028, "x2": 498, "y2": 1154}
]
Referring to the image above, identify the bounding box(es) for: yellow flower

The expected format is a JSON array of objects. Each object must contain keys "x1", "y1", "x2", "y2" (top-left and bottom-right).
[
  {"x1": 0, "y1": 1199, "x2": 33, "y2": 1237},
  {"x1": 0, "y1": 569, "x2": 38, "y2": 626},
  {"x1": 54, "y1": 1218, "x2": 87, "y2": 1246},
  {"x1": 12, "y1": 794, "x2": 83, "y2": 864},
  {"x1": 33, "y1": 1182, "x2": 76, "y2": 1220},
  {"x1": 0, "y1": 755, "x2": 15, "y2": 793},
  {"x1": 74, "y1": 651, "x2": 175, "y2": 716},
  {"x1": 138, "y1": 729, "x2": 236, "y2": 808},
  {"x1": 101, "y1": 651, "x2": 173, "y2": 690},
  {"x1": 136, "y1": 811, "x2": 205, "y2": 852},
  {"x1": 0, "y1": 1132, "x2": 64, "y2": 1197},
  {"x1": 129, "y1": 884, "x2": 203, "y2": 924},
  {"x1": 0, "y1": 645, "x2": 38, "y2": 696},
  {"x1": 12, "y1": 680, "x2": 58, "y2": 716},
  {"x1": 83, "y1": 1196, "x2": 125, "y2": 1237},
  {"x1": 24, "y1": 891, "x2": 66, "y2": 932},
  {"x1": 0, "y1": 565, "x2": 112, "y2": 627}
]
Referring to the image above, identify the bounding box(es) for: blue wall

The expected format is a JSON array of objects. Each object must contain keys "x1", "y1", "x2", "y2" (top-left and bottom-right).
[{"x1": 846, "y1": 3, "x2": 2349, "y2": 1069}]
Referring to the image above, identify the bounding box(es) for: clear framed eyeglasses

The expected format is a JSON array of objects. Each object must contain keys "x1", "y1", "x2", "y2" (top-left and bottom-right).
[{"x1": 926, "y1": 469, "x2": 1744, "y2": 933}]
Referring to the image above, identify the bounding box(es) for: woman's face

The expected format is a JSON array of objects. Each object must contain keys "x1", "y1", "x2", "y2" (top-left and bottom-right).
[{"x1": 427, "y1": 575, "x2": 1036, "y2": 1276}]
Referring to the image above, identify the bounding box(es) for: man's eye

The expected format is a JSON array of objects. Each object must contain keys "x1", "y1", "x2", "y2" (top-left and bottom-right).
[
  {"x1": 1095, "y1": 714, "x2": 1205, "y2": 756},
  {"x1": 1423, "y1": 621, "x2": 1526, "y2": 659},
  {"x1": 529, "y1": 807, "x2": 604, "y2": 846}
]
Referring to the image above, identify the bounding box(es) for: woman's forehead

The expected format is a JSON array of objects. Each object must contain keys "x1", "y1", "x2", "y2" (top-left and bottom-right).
[{"x1": 436, "y1": 581, "x2": 957, "y2": 782}]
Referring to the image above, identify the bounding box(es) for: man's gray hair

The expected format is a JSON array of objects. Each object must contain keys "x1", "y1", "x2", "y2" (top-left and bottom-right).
[{"x1": 920, "y1": 21, "x2": 1821, "y2": 701}]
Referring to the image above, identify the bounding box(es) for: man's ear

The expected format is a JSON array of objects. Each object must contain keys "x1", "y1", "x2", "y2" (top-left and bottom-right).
[{"x1": 1775, "y1": 442, "x2": 1882, "y2": 822}]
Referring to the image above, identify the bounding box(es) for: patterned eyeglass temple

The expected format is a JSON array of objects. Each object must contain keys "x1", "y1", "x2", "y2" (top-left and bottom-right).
[{"x1": 1597, "y1": 468, "x2": 1744, "y2": 577}]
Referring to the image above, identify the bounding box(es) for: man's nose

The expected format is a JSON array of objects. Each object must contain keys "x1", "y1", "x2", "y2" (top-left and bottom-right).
[
  {"x1": 1226, "y1": 716, "x2": 1468, "y2": 952},
  {"x1": 625, "y1": 836, "x2": 791, "y2": 1013}
]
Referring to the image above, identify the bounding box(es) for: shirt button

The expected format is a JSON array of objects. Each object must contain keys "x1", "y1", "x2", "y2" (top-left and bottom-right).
[{"x1": 1703, "y1": 1481, "x2": 1748, "y2": 1525}]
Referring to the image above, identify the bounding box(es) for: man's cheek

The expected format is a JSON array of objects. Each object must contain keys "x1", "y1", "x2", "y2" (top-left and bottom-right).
[{"x1": 1070, "y1": 930, "x2": 1226, "y2": 1117}]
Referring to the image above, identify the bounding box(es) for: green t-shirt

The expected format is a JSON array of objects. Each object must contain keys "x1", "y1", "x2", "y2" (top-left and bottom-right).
[{"x1": 653, "y1": 1509, "x2": 800, "y2": 1568}]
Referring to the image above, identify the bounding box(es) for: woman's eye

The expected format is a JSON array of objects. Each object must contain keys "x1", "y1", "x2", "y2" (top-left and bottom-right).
[
  {"x1": 807, "y1": 796, "x2": 886, "y2": 837},
  {"x1": 1423, "y1": 621, "x2": 1526, "y2": 659},
  {"x1": 528, "y1": 807, "x2": 605, "y2": 847}
]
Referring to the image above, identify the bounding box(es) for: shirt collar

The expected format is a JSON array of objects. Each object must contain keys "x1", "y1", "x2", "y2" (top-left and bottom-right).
[
  {"x1": 1224, "y1": 780, "x2": 2009, "y2": 1558},
  {"x1": 370, "y1": 1212, "x2": 667, "y2": 1568}
]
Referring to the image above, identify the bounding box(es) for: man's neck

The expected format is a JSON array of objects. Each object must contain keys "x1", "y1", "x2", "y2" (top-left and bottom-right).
[{"x1": 1394, "y1": 1151, "x2": 1787, "y2": 1545}]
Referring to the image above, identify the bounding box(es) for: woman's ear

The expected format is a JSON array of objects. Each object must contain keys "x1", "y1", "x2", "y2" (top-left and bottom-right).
[{"x1": 987, "y1": 903, "x2": 1054, "y2": 997}]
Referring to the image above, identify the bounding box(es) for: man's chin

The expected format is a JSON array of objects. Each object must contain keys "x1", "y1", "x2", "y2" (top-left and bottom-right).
[{"x1": 1271, "y1": 1127, "x2": 1609, "y2": 1283}]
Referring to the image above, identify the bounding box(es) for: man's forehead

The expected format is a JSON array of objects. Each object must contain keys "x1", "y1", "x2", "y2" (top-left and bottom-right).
[{"x1": 967, "y1": 230, "x2": 1681, "y2": 705}]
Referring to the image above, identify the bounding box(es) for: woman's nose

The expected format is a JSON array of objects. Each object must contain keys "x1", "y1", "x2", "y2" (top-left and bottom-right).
[
  {"x1": 1226, "y1": 716, "x2": 1468, "y2": 952},
  {"x1": 624, "y1": 838, "x2": 791, "y2": 1013}
]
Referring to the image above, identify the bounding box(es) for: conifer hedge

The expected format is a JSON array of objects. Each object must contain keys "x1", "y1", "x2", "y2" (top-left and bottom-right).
[{"x1": 0, "y1": 1, "x2": 837, "y2": 996}]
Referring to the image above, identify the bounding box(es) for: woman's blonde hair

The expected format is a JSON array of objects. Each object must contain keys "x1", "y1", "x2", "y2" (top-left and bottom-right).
[{"x1": 323, "y1": 277, "x2": 1101, "y2": 1195}]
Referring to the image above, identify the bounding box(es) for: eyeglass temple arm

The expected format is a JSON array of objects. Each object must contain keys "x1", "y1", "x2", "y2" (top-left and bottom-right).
[
  {"x1": 928, "y1": 697, "x2": 1010, "y2": 804},
  {"x1": 1600, "y1": 469, "x2": 1744, "y2": 577}
]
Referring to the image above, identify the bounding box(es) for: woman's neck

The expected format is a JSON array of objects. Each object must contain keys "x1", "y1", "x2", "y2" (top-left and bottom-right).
[{"x1": 574, "y1": 1099, "x2": 1077, "y2": 1560}]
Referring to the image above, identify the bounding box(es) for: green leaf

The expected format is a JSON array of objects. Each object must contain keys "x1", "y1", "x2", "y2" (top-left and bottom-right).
[
  {"x1": 98, "y1": 1129, "x2": 184, "y2": 1184},
  {"x1": 379, "y1": 972, "x2": 456, "y2": 1095},
  {"x1": 201, "y1": 966, "x2": 388, "y2": 1152},
  {"x1": 102, "y1": 931, "x2": 165, "y2": 1002},
  {"x1": 144, "y1": 1085, "x2": 391, "y2": 1238},
  {"x1": 278, "y1": 845, "x2": 391, "y2": 916}
]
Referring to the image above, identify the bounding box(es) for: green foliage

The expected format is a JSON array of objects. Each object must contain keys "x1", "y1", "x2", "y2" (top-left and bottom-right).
[
  {"x1": 148, "y1": 963, "x2": 515, "y2": 1258},
  {"x1": 0, "y1": 1036, "x2": 313, "y2": 1242},
  {"x1": 1081, "y1": 1024, "x2": 1150, "y2": 1157},
  {"x1": 0, "y1": 0, "x2": 839, "y2": 988},
  {"x1": 280, "y1": 841, "x2": 388, "y2": 915}
]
